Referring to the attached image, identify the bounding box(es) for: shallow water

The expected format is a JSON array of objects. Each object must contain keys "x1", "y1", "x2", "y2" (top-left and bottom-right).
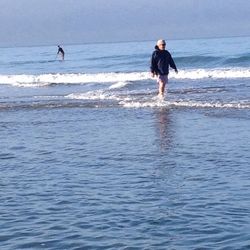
[
  {"x1": 1, "y1": 106, "x2": 250, "y2": 249},
  {"x1": 1, "y1": 37, "x2": 250, "y2": 249}
]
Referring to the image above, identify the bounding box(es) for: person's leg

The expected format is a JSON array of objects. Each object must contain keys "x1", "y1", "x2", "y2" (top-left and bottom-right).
[
  {"x1": 158, "y1": 79, "x2": 165, "y2": 97},
  {"x1": 157, "y1": 75, "x2": 168, "y2": 97}
]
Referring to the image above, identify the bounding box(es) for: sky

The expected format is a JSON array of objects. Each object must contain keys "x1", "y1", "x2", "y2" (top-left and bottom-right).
[{"x1": 0, "y1": 0, "x2": 250, "y2": 47}]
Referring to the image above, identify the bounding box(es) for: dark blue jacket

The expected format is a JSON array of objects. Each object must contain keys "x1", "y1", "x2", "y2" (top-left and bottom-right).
[{"x1": 150, "y1": 50, "x2": 177, "y2": 75}]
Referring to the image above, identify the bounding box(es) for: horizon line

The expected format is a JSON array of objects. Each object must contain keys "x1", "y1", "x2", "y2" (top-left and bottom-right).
[{"x1": 0, "y1": 34, "x2": 250, "y2": 49}]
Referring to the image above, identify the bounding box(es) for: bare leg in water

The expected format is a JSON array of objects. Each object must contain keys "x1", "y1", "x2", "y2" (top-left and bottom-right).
[{"x1": 158, "y1": 79, "x2": 165, "y2": 98}]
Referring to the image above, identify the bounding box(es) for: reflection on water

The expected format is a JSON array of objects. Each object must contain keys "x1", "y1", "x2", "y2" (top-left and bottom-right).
[
  {"x1": 154, "y1": 108, "x2": 173, "y2": 152},
  {"x1": 152, "y1": 108, "x2": 178, "y2": 188}
]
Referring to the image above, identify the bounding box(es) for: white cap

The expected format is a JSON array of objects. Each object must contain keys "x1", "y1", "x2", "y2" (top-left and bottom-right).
[{"x1": 156, "y1": 39, "x2": 166, "y2": 46}]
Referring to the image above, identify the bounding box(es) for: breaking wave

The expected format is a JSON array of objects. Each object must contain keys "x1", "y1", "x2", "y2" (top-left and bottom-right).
[{"x1": 1, "y1": 68, "x2": 250, "y2": 87}]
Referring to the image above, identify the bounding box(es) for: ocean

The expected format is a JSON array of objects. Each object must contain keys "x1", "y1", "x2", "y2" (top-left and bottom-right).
[{"x1": 0, "y1": 36, "x2": 250, "y2": 249}]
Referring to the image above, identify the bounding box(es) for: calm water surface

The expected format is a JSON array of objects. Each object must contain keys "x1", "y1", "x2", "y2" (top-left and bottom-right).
[{"x1": 1, "y1": 106, "x2": 250, "y2": 249}]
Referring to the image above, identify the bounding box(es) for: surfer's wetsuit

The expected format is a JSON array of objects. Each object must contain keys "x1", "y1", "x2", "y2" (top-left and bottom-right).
[
  {"x1": 150, "y1": 50, "x2": 177, "y2": 75},
  {"x1": 57, "y1": 47, "x2": 64, "y2": 55}
]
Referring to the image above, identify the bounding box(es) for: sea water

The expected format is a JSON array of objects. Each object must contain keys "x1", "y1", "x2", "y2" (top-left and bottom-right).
[{"x1": 0, "y1": 37, "x2": 250, "y2": 249}]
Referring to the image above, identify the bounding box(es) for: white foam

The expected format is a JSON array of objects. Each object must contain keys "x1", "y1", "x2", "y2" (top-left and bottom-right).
[
  {"x1": 67, "y1": 90, "x2": 122, "y2": 101},
  {"x1": 1, "y1": 68, "x2": 250, "y2": 87},
  {"x1": 0, "y1": 72, "x2": 150, "y2": 87},
  {"x1": 170, "y1": 100, "x2": 250, "y2": 109},
  {"x1": 120, "y1": 99, "x2": 250, "y2": 109},
  {"x1": 120, "y1": 101, "x2": 166, "y2": 108},
  {"x1": 172, "y1": 68, "x2": 250, "y2": 80},
  {"x1": 109, "y1": 81, "x2": 130, "y2": 89}
]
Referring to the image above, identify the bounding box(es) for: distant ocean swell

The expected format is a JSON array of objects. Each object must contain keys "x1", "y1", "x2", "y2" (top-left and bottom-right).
[
  {"x1": 1, "y1": 68, "x2": 250, "y2": 87},
  {"x1": 175, "y1": 54, "x2": 250, "y2": 67},
  {"x1": 2, "y1": 54, "x2": 250, "y2": 68}
]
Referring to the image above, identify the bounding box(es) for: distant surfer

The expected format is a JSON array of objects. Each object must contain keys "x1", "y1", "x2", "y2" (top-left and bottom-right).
[
  {"x1": 150, "y1": 39, "x2": 178, "y2": 98},
  {"x1": 57, "y1": 45, "x2": 65, "y2": 60}
]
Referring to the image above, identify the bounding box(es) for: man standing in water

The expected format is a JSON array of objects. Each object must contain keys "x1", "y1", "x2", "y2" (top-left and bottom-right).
[
  {"x1": 150, "y1": 39, "x2": 178, "y2": 98},
  {"x1": 57, "y1": 45, "x2": 65, "y2": 61}
]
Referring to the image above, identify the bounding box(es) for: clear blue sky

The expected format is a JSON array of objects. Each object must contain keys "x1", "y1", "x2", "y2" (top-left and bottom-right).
[{"x1": 0, "y1": 0, "x2": 250, "y2": 47}]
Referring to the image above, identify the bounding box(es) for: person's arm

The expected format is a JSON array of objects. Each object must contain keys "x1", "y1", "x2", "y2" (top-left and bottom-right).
[
  {"x1": 169, "y1": 53, "x2": 178, "y2": 73},
  {"x1": 150, "y1": 52, "x2": 157, "y2": 76}
]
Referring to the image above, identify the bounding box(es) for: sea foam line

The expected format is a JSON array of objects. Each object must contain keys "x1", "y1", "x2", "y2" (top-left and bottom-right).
[
  {"x1": 66, "y1": 90, "x2": 250, "y2": 110},
  {"x1": 1, "y1": 68, "x2": 250, "y2": 87},
  {"x1": 173, "y1": 68, "x2": 250, "y2": 79},
  {"x1": 120, "y1": 100, "x2": 250, "y2": 109},
  {"x1": 0, "y1": 72, "x2": 150, "y2": 87}
]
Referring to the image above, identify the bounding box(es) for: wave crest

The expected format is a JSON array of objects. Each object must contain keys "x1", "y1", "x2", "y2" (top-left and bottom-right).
[{"x1": 1, "y1": 68, "x2": 250, "y2": 87}]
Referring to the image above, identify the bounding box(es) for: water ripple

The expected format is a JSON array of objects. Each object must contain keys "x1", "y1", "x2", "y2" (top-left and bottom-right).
[{"x1": 1, "y1": 106, "x2": 249, "y2": 249}]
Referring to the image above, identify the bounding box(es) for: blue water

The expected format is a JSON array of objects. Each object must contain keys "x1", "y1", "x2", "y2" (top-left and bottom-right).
[{"x1": 0, "y1": 37, "x2": 250, "y2": 249}]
